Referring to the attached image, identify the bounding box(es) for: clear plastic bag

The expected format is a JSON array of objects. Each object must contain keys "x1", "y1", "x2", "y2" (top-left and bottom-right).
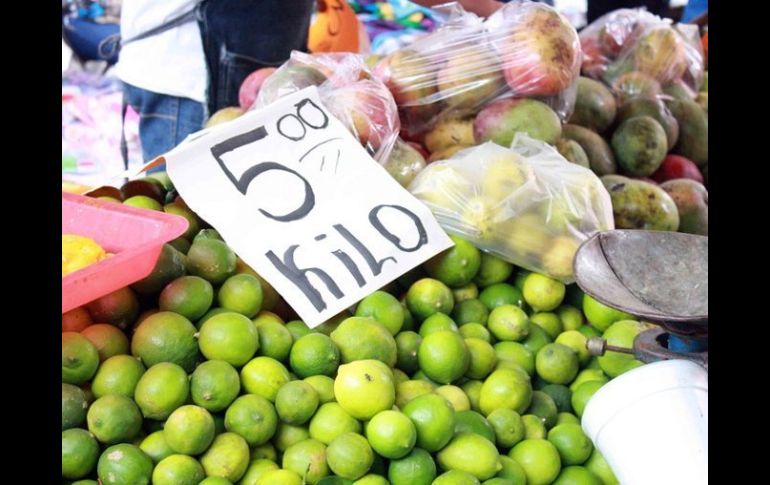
[
  {"x1": 580, "y1": 9, "x2": 705, "y2": 93},
  {"x1": 408, "y1": 134, "x2": 614, "y2": 282},
  {"x1": 253, "y1": 51, "x2": 400, "y2": 163},
  {"x1": 373, "y1": 0, "x2": 581, "y2": 136}
]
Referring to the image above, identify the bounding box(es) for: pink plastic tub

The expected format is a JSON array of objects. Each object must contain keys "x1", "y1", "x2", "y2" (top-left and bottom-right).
[{"x1": 62, "y1": 192, "x2": 188, "y2": 313}]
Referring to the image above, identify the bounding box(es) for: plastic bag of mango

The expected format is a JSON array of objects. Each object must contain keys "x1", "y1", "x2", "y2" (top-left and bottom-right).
[{"x1": 409, "y1": 134, "x2": 614, "y2": 282}]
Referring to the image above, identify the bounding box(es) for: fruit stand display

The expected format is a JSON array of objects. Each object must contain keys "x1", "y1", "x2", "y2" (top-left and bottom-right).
[{"x1": 62, "y1": 2, "x2": 707, "y2": 484}]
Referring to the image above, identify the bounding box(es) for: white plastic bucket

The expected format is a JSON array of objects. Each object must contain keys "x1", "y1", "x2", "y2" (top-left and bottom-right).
[{"x1": 581, "y1": 359, "x2": 708, "y2": 485}]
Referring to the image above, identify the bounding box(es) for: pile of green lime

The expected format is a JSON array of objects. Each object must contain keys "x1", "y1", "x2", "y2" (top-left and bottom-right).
[{"x1": 64, "y1": 214, "x2": 634, "y2": 484}]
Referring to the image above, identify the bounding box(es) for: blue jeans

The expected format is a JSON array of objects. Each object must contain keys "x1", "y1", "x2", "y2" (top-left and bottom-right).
[{"x1": 123, "y1": 82, "x2": 205, "y2": 166}]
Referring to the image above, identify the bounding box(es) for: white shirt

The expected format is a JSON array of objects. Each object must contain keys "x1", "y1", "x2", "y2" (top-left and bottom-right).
[{"x1": 115, "y1": 0, "x2": 207, "y2": 103}]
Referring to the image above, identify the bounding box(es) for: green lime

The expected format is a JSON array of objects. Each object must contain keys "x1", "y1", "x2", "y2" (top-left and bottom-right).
[
  {"x1": 438, "y1": 432, "x2": 502, "y2": 480},
  {"x1": 459, "y1": 323, "x2": 492, "y2": 342},
  {"x1": 335, "y1": 360, "x2": 395, "y2": 420},
  {"x1": 240, "y1": 266, "x2": 280, "y2": 311},
  {"x1": 526, "y1": 391, "x2": 558, "y2": 429},
  {"x1": 557, "y1": 305, "x2": 584, "y2": 331},
  {"x1": 402, "y1": 393, "x2": 456, "y2": 452},
  {"x1": 276, "y1": 380, "x2": 320, "y2": 424},
  {"x1": 521, "y1": 324, "x2": 553, "y2": 355},
  {"x1": 401, "y1": 304, "x2": 416, "y2": 331},
  {"x1": 521, "y1": 414, "x2": 546, "y2": 439},
  {"x1": 194, "y1": 228, "x2": 222, "y2": 242},
  {"x1": 159, "y1": 275, "x2": 214, "y2": 321},
  {"x1": 433, "y1": 470, "x2": 480, "y2": 484},
  {"x1": 62, "y1": 429, "x2": 99, "y2": 479},
  {"x1": 540, "y1": 384, "x2": 573, "y2": 413},
  {"x1": 582, "y1": 294, "x2": 633, "y2": 332},
  {"x1": 286, "y1": 320, "x2": 312, "y2": 340},
  {"x1": 453, "y1": 283, "x2": 479, "y2": 303},
  {"x1": 164, "y1": 405, "x2": 215, "y2": 455},
  {"x1": 412, "y1": 370, "x2": 440, "y2": 386},
  {"x1": 509, "y1": 439, "x2": 561, "y2": 485},
  {"x1": 200, "y1": 432, "x2": 250, "y2": 482},
  {"x1": 547, "y1": 423, "x2": 593, "y2": 466},
  {"x1": 253, "y1": 312, "x2": 293, "y2": 362},
  {"x1": 97, "y1": 443, "x2": 153, "y2": 485},
  {"x1": 199, "y1": 312, "x2": 259, "y2": 367},
  {"x1": 569, "y1": 369, "x2": 608, "y2": 393},
  {"x1": 87, "y1": 394, "x2": 142, "y2": 444},
  {"x1": 419, "y1": 312, "x2": 458, "y2": 336},
  {"x1": 240, "y1": 459, "x2": 279, "y2": 485},
  {"x1": 81, "y1": 323, "x2": 129, "y2": 361},
  {"x1": 62, "y1": 332, "x2": 99, "y2": 385},
  {"x1": 251, "y1": 442, "x2": 278, "y2": 461},
  {"x1": 393, "y1": 368, "x2": 410, "y2": 386},
  {"x1": 355, "y1": 291, "x2": 405, "y2": 335},
  {"x1": 304, "y1": 375, "x2": 336, "y2": 403},
  {"x1": 152, "y1": 455, "x2": 205, "y2": 485},
  {"x1": 474, "y1": 253, "x2": 514, "y2": 288},
  {"x1": 494, "y1": 341, "x2": 534, "y2": 376},
  {"x1": 395, "y1": 331, "x2": 422, "y2": 373},
  {"x1": 327, "y1": 432, "x2": 374, "y2": 480},
  {"x1": 388, "y1": 447, "x2": 437, "y2": 485},
  {"x1": 424, "y1": 236, "x2": 481, "y2": 288},
  {"x1": 479, "y1": 283, "x2": 524, "y2": 311},
  {"x1": 396, "y1": 379, "x2": 435, "y2": 408},
  {"x1": 530, "y1": 312, "x2": 563, "y2": 340},
  {"x1": 461, "y1": 380, "x2": 483, "y2": 413},
  {"x1": 435, "y1": 385, "x2": 471, "y2": 412},
  {"x1": 62, "y1": 383, "x2": 88, "y2": 430},
  {"x1": 186, "y1": 239, "x2": 237, "y2": 284},
  {"x1": 488, "y1": 305, "x2": 530, "y2": 342},
  {"x1": 555, "y1": 331, "x2": 590, "y2": 366},
  {"x1": 124, "y1": 195, "x2": 162, "y2": 210},
  {"x1": 309, "y1": 402, "x2": 362, "y2": 444},
  {"x1": 465, "y1": 338, "x2": 498, "y2": 380},
  {"x1": 131, "y1": 243, "x2": 187, "y2": 295},
  {"x1": 497, "y1": 455, "x2": 527, "y2": 484},
  {"x1": 536, "y1": 344, "x2": 579, "y2": 385},
  {"x1": 224, "y1": 394, "x2": 278, "y2": 446},
  {"x1": 571, "y1": 381, "x2": 605, "y2": 418},
  {"x1": 256, "y1": 469, "x2": 303, "y2": 484},
  {"x1": 556, "y1": 412, "x2": 580, "y2": 426},
  {"x1": 191, "y1": 359, "x2": 241, "y2": 412},
  {"x1": 290, "y1": 333, "x2": 340, "y2": 378},
  {"x1": 523, "y1": 274, "x2": 565, "y2": 312},
  {"x1": 86, "y1": 287, "x2": 139, "y2": 330},
  {"x1": 330, "y1": 316, "x2": 397, "y2": 366},
  {"x1": 200, "y1": 477, "x2": 234, "y2": 485},
  {"x1": 454, "y1": 410, "x2": 496, "y2": 443},
  {"x1": 274, "y1": 423, "x2": 311, "y2": 452},
  {"x1": 479, "y1": 368, "x2": 532, "y2": 416},
  {"x1": 139, "y1": 430, "x2": 174, "y2": 464},
  {"x1": 487, "y1": 408, "x2": 525, "y2": 448},
  {"x1": 169, "y1": 236, "x2": 192, "y2": 254},
  {"x1": 452, "y1": 299, "x2": 490, "y2": 326},
  {"x1": 366, "y1": 410, "x2": 417, "y2": 459},
  {"x1": 62, "y1": 306, "x2": 93, "y2": 332},
  {"x1": 553, "y1": 466, "x2": 602, "y2": 485},
  {"x1": 354, "y1": 474, "x2": 389, "y2": 485},
  {"x1": 131, "y1": 311, "x2": 199, "y2": 372},
  {"x1": 134, "y1": 362, "x2": 190, "y2": 420},
  {"x1": 418, "y1": 330, "x2": 470, "y2": 384},
  {"x1": 584, "y1": 448, "x2": 619, "y2": 485},
  {"x1": 217, "y1": 273, "x2": 263, "y2": 318},
  {"x1": 597, "y1": 320, "x2": 648, "y2": 378},
  {"x1": 283, "y1": 438, "x2": 330, "y2": 484},
  {"x1": 406, "y1": 278, "x2": 455, "y2": 321}
]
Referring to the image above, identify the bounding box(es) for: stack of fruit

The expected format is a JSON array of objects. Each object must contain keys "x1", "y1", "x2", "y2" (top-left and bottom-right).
[{"x1": 64, "y1": 189, "x2": 647, "y2": 485}]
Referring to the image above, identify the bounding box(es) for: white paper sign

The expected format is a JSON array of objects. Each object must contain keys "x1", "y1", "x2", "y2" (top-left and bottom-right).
[{"x1": 166, "y1": 87, "x2": 453, "y2": 327}]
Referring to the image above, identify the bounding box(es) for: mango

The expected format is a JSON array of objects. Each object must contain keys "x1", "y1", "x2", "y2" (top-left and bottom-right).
[
  {"x1": 660, "y1": 179, "x2": 708, "y2": 235},
  {"x1": 610, "y1": 71, "x2": 662, "y2": 106},
  {"x1": 556, "y1": 139, "x2": 590, "y2": 169},
  {"x1": 617, "y1": 97, "x2": 679, "y2": 150},
  {"x1": 601, "y1": 175, "x2": 679, "y2": 231},
  {"x1": 611, "y1": 116, "x2": 668, "y2": 177},
  {"x1": 561, "y1": 124, "x2": 617, "y2": 175},
  {"x1": 474, "y1": 98, "x2": 562, "y2": 147},
  {"x1": 568, "y1": 77, "x2": 617, "y2": 133},
  {"x1": 668, "y1": 99, "x2": 708, "y2": 166},
  {"x1": 424, "y1": 117, "x2": 475, "y2": 154}
]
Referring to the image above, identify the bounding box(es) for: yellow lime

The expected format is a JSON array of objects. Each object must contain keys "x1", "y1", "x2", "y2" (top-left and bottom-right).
[
  {"x1": 530, "y1": 312, "x2": 563, "y2": 340},
  {"x1": 396, "y1": 379, "x2": 435, "y2": 408},
  {"x1": 479, "y1": 368, "x2": 533, "y2": 416},
  {"x1": 200, "y1": 432, "x2": 250, "y2": 482},
  {"x1": 334, "y1": 360, "x2": 395, "y2": 420},
  {"x1": 465, "y1": 338, "x2": 498, "y2": 380},
  {"x1": 523, "y1": 274, "x2": 565, "y2": 312},
  {"x1": 406, "y1": 278, "x2": 455, "y2": 321},
  {"x1": 582, "y1": 295, "x2": 633, "y2": 332},
  {"x1": 330, "y1": 317, "x2": 397, "y2": 366},
  {"x1": 164, "y1": 405, "x2": 215, "y2": 455},
  {"x1": 535, "y1": 343, "x2": 579, "y2": 385},
  {"x1": 487, "y1": 408, "x2": 525, "y2": 448},
  {"x1": 435, "y1": 385, "x2": 471, "y2": 412},
  {"x1": 488, "y1": 305, "x2": 530, "y2": 342},
  {"x1": 326, "y1": 432, "x2": 374, "y2": 480},
  {"x1": 304, "y1": 375, "x2": 336, "y2": 403},
  {"x1": 437, "y1": 432, "x2": 502, "y2": 480},
  {"x1": 309, "y1": 402, "x2": 362, "y2": 444},
  {"x1": 240, "y1": 356, "x2": 291, "y2": 401},
  {"x1": 276, "y1": 380, "x2": 320, "y2": 425},
  {"x1": 509, "y1": 439, "x2": 562, "y2": 485},
  {"x1": 283, "y1": 438, "x2": 330, "y2": 484}
]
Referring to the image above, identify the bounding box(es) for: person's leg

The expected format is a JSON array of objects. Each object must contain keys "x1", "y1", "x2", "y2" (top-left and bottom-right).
[{"x1": 123, "y1": 82, "x2": 204, "y2": 164}]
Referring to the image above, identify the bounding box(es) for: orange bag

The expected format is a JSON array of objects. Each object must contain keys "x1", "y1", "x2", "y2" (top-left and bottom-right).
[{"x1": 309, "y1": 0, "x2": 364, "y2": 54}]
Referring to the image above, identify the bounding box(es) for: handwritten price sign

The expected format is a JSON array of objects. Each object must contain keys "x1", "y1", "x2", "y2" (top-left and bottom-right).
[{"x1": 166, "y1": 87, "x2": 452, "y2": 327}]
